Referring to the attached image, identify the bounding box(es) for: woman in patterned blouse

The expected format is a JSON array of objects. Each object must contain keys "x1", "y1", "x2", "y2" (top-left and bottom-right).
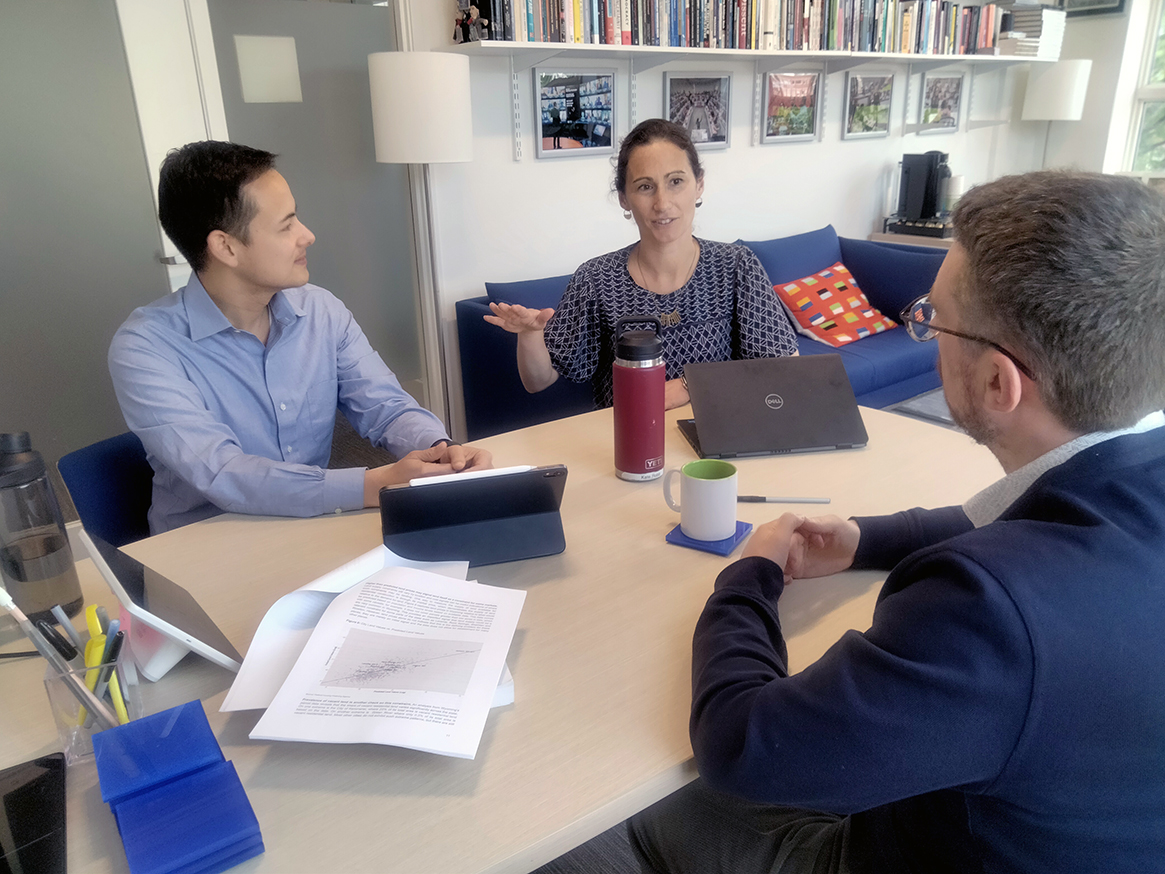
[{"x1": 485, "y1": 118, "x2": 798, "y2": 410}]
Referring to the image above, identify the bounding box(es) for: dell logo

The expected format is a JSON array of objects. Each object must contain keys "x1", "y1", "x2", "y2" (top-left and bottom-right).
[{"x1": 765, "y1": 393, "x2": 784, "y2": 410}]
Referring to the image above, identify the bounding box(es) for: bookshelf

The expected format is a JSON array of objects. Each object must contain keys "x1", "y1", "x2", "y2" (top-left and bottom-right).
[{"x1": 450, "y1": 40, "x2": 1038, "y2": 159}]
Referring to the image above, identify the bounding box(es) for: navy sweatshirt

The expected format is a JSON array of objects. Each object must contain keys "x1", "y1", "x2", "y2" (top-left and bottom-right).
[{"x1": 691, "y1": 429, "x2": 1165, "y2": 872}]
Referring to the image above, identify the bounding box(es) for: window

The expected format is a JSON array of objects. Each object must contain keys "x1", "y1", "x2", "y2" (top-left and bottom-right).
[{"x1": 1131, "y1": 0, "x2": 1165, "y2": 170}]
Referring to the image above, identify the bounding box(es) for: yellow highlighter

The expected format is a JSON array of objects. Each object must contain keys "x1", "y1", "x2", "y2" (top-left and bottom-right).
[
  {"x1": 85, "y1": 605, "x2": 103, "y2": 640},
  {"x1": 108, "y1": 672, "x2": 130, "y2": 725},
  {"x1": 77, "y1": 633, "x2": 106, "y2": 726}
]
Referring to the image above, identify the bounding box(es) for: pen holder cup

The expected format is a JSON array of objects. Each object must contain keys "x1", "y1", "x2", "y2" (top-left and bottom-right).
[{"x1": 44, "y1": 661, "x2": 141, "y2": 766}]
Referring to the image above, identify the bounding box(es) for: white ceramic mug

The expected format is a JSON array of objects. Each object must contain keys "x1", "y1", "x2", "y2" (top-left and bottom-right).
[{"x1": 663, "y1": 459, "x2": 738, "y2": 542}]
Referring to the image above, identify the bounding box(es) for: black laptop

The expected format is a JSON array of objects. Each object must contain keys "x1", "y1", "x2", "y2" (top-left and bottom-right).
[{"x1": 678, "y1": 355, "x2": 868, "y2": 458}]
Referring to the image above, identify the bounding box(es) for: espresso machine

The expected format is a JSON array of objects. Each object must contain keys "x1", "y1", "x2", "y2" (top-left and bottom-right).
[{"x1": 886, "y1": 151, "x2": 953, "y2": 238}]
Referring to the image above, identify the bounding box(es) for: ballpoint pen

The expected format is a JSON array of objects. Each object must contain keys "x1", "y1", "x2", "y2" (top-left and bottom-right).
[
  {"x1": 88, "y1": 631, "x2": 126, "y2": 729},
  {"x1": 102, "y1": 619, "x2": 120, "y2": 660},
  {"x1": 738, "y1": 495, "x2": 831, "y2": 504},
  {"x1": 50, "y1": 604, "x2": 86, "y2": 650},
  {"x1": 78, "y1": 633, "x2": 107, "y2": 727},
  {"x1": 108, "y1": 666, "x2": 130, "y2": 725},
  {"x1": 0, "y1": 588, "x2": 118, "y2": 730},
  {"x1": 35, "y1": 619, "x2": 82, "y2": 668}
]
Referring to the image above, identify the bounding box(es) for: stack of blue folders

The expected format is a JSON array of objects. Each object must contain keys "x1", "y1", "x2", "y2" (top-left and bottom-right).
[{"x1": 92, "y1": 700, "x2": 264, "y2": 874}]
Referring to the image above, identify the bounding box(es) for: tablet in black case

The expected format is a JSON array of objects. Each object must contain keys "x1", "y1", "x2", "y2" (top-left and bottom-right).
[{"x1": 379, "y1": 465, "x2": 568, "y2": 567}]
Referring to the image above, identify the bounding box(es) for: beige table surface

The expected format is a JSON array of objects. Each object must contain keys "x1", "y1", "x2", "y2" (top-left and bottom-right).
[{"x1": 0, "y1": 405, "x2": 1001, "y2": 874}]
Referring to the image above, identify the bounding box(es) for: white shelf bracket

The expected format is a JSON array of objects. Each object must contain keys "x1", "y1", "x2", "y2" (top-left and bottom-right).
[
  {"x1": 907, "y1": 58, "x2": 963, "y2": 75},
  {"x1": 632, "y1": 52, "x2": 679, "y2": 74},
  {"x1": 510, "y1": 49, "x2": 565, "y2": 73},
  {"x1": 752, "y1": 60, "x2": 764, "y2": 146},
  {"x1": 965, "y1": 63, "x2": 1008, "y2": 130},
  {"x1": 628, "y1": 54, "x2": 677, "y2": 126},
  {"x1": 629, "y1": 62, "x2": 638, "y2": 126},
  {"x1": 818, "y1": 71, "x2": 828, "y2": 143},
  {"x1": 510, "y1": 54, "x2": 523, "y2": 161},
  {"x1": 825, "y1": 58, "x2": 866, "y2": 75}
]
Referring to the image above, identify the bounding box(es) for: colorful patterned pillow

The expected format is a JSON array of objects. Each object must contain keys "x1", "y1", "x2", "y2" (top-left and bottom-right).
[{"x1": 773, "y1": 261, "x2": 897, "y2": 347}]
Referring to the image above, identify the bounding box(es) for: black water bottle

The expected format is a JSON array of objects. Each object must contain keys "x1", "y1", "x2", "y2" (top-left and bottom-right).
[{"x1": 0, "y1": 432, "x2": 83, "y2": 623}]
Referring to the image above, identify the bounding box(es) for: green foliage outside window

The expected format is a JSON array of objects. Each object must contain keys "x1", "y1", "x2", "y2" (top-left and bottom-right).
[
  {"x1": 1134, "y1": 103, "x2": 1165, "y2": 170},
  {"x1": 1133, "y1": 5, "x2": 1165, "y2": 170},
  {"x1": 1150, "y1": 5, "x2": 1165, "y2": 84}
]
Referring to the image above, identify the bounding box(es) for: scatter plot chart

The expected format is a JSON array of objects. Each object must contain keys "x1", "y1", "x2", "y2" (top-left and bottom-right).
[{"x1": 322, "y1": 628, "x2": 482, "y2": 695}]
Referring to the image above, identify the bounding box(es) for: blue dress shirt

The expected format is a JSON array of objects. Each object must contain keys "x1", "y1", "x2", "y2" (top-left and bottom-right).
[{"x1": 109, "y1": 274, "x2": 448, "y2": 534}]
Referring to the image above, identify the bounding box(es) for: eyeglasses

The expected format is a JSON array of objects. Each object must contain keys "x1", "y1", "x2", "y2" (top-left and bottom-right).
[{"x1": 899, "y1": 295, "x2": 1036, "y2": 381}]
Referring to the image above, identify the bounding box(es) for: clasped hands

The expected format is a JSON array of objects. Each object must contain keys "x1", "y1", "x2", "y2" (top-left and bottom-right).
[
  {"x1": 742, "y1": 514, "x2": 862, "y2": 581},
  {"x1": 363, "y1": 441, "x2": 493, "y2": 507}
]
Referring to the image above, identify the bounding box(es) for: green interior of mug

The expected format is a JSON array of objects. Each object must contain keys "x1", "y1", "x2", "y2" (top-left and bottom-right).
[{"x1": 682, "y1": 459, "x2": 736, "y2": 480}]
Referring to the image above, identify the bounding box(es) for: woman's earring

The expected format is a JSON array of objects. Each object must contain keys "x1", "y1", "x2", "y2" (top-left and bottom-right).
[
  {"x1": 623, "y1": 209, "x2": 633, "y2": 220},
  {"x1": 695, "y1": 198, "x2": 703, "y2": 208}
]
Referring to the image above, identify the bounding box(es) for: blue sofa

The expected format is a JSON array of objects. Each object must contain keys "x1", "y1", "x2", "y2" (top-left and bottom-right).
[{"x1": 455, "y1": 226, "x2": 947, "y2": 441}]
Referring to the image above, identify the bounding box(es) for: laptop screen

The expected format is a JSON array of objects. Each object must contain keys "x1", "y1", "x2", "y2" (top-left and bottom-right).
[{"x1": 682, "y1": 355, "x2": 868, "y2": 458}]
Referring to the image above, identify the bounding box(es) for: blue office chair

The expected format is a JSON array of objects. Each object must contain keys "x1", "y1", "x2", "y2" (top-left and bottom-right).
[{"x1": 57, "y1": 432, "x2": 154, "y2": 548}]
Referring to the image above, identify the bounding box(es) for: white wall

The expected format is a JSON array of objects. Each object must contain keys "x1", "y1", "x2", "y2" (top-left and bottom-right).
[
  {"x1": 1046, "y1": 0, "x2": 1148, "y2": 171},
  {"x1": 408, "y1": 4, "x2": 1066, "y2": 438}
]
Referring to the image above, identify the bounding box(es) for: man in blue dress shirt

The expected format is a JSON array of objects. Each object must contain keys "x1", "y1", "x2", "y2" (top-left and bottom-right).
[{"x1": 109, "y1": 141, "x2": 490, "y2": 535}]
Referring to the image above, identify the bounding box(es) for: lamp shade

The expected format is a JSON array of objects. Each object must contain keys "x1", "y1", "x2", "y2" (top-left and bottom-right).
[
  {"x1": 1022, "y1": 60, "x2": 1092, "y2": 122},
  {"x1": 368, "y1": 52, "x2": 473, "y2": 164}
]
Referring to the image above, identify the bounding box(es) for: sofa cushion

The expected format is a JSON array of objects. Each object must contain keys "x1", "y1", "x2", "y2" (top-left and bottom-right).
[
  {"x1": 485, "y1": 275, "x2": 573, "y2": 311},
  {"x1": 738, "y1": 226, "x2": 842, "y2": 285},
  {"x1": 455, "y1": 296, "x2": 594, "y2": 441},
  {"x1": 837, "y1": 238, "x2": 947, "y2": 317},
  {"x1": 774, "y1": 261, "x2": 897, "y2": 348},
  {"x1": 797, "y1": 329, "x2": 937, "y2": 397}
]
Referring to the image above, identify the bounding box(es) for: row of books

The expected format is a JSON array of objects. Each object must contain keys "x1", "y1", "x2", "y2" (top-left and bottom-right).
[{"x1": 477, "y1": 0, "x2": 1004, "y2": 54}]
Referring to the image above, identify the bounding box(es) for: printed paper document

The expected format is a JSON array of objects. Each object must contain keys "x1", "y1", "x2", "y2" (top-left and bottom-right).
[
  {"x1": 222, "y1": 545, "x2": 470, "y2": 712},
  {"x1": 250, "y1": 566, "x2": 525, "y2": 758}
]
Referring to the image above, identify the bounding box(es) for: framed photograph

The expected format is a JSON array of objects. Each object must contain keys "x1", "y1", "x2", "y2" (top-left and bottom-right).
[
  {"x1": 664, "y1": 73, "x2": 731, "y2": 150},
  {"x1": 919, "y1": 72, "x2": 963, "y2": 134},
  {"x1": 534, "y1": 68, "x2": 616, "y2": 159},
  {"x1": 843, "y1": 73, "x2": 893, "y2": 139},
  {"x1": 761, "y1": 72, "x2": 821, "y2": 144},
  {"x1": 1064, "y1": 0, "x2": 1125, "y2": 16}
]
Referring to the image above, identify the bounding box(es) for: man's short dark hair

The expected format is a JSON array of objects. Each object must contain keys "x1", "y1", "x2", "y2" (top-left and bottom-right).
[
  {"x1": 952, "y1": 171, "x2": 1165, "y2": 433},
  {"x1": 157, "y1": 141, "x2": 277, "y2": 273}
]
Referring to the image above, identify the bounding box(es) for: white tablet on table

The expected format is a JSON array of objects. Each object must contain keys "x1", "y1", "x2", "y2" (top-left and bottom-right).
[{"x1": 79, "y1": 530, "x2": 242, "y2": 681}]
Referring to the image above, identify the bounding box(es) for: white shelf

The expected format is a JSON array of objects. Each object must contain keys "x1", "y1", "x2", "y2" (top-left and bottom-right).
[
  {"x1": 450, "y1": 39, "x2": 1041, "y2": 71},
  {"x1": 449, "y1": 41, "x2": 1041, "y2": 161}
]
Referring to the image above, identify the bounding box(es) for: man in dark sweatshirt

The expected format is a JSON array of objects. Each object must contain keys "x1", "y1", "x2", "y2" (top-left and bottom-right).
[{"x1": 630, "y1": 171, "x2": 1165, "y2": 873}]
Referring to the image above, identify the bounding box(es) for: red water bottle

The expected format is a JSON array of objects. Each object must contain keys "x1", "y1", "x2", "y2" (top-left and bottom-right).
[{"x1": 613, "y1": 317, "x2": 665, "y2": 481}]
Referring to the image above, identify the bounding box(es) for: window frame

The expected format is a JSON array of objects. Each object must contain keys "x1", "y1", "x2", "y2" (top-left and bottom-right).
[{"x1": 1127, "y1": 0, "x2": 1165, "y2": 170}]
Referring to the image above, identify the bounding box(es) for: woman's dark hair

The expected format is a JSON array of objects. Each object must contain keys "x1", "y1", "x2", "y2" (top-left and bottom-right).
[
  {"x1": 158, "y1": 141, "x2": 277, "y2": 273},
  {"x1": 613, "y1": 118, "x2": 703, "y2": 194}
]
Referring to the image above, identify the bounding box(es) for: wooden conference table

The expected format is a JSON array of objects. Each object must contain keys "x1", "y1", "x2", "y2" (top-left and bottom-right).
[{"x1": 1, "y1": 405, "x2": 1001, "y2": 874}]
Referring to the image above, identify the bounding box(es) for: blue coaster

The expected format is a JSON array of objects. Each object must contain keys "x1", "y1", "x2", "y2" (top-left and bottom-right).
[{"x1": 665, "y1": 521, "x2": 753, "y2": 556}]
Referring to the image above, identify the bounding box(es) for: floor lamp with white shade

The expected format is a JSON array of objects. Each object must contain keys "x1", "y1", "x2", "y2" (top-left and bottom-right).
[
  {"x1": 368, "y1": 50, "x2": 473, "y2": 429},
  {"x1": 1022, "y1": 59, "x2": 1093, "y2": 169}
]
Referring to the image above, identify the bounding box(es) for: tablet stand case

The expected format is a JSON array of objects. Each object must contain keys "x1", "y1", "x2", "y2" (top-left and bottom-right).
[
  {"x1": 380, "y1": 466, "x2": 568, "y2": 567},
  {"x1": 93, "y1": 701, "x2": 263, "y2": 874}
]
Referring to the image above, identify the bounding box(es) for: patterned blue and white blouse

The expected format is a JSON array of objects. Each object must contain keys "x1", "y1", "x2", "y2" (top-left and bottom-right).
[{"x1": 543, "y1": 238, "x2": 799, "y2": 408}]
